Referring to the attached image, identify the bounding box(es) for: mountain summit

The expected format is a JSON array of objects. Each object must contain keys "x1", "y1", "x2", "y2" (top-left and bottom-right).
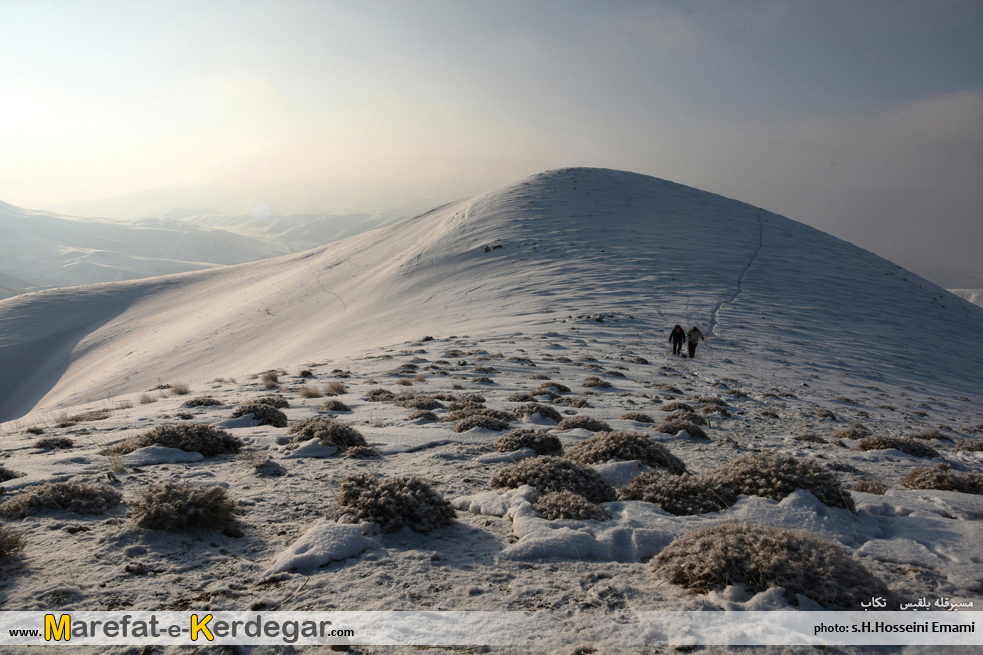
[{"x1": 1, "y1": 168, "x2": 980, "y2": 421}]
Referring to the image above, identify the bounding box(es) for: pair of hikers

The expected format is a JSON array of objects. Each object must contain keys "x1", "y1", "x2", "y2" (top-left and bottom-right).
[{"x1": 669, "y1": 324, "x2": 704, "y2": 358}]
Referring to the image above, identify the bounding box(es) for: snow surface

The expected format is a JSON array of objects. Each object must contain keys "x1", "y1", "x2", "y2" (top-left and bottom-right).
[{"x1": 0, "y1": 168, "x2": 981, "y2": 654}]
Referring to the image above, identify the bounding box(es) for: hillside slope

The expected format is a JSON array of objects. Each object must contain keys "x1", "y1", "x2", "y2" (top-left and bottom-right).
[{"x1": 1, "y1": 168, "x2": 981, "y2": 422}]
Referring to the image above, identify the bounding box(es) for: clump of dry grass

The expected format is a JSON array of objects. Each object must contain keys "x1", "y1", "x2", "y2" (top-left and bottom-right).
[
  {"x1": 795, "y1": 433, "x2": 828, "y2": 444},
  {"x1": 336, "y1": 474, "x2": 455, "y2": 534},
  {"x1": 565, "y1": 432, "x2": 686, "y2": 474},
  {"x1": 956, "y1": 439, "x2": 983, "y2": 452},
  {"x1": 909, "y1": 429, "x2": 951, "y2": 441},
  {"x1": 512, "y1": 403, "x2": 563, "y2": 423},
  {"x1": 326, "y1": 381, "x2": 348, "y2": 394},
  {"x1": 255, "y1": 394, "x2": 290, "y2": 408},
  {"x1": 170, "y1": 382, "x2": 191, "y2": 395},
  {"x1": 653, "y1": 522, "x2": 892, "y2": 609},
  {"x1": 0, "y1": 466, "x2": 25, "y2": 482},
  {"x1": 289, "y1": 416, "x2": 368, "y2": 452},
  {"x1": 533, "y1": 490, "x2": 610, "y2": 521},
  {"x1": 556, "y1": 415, "x2": 612, "y2": 432},
  {"x1": 454, "y1": 414, "x2": 510, "y2": 432},
  {"x1": 261, "y1": 372, "x2": 280, "y2": 389},
  {"x1": 816, "y1": 409, "x2": 838, "y2": 420},
  {"x1": 494, "y1": 429, "x2": 563, "y2": 455},
  {"x1": 139, "y1": 393, "x2": 159, "y2": 404},
  {"x1": 0, "y1": 481, "x2": 123, "y2": 519},
  {"x1": 832, "y1": 423, "x2": 871, "y2": 440},
  {"x1": 718, "y1": 453, "x2": 855, "y2": 511},
  {"x1": 299, "y1": 385, "x2": 325, "y2": 399},
  {"x1": 395, "y1": 395, "x2": 445, "y2": 410},
  {"x1": 621, "y1": 470, "x2": 733, "y2": 515},
  {"x1": 902, "y1": 464, "x2": 982, "y2": 494},
  {"x1": 507, "y1": 393, "x2": 536, "y2": 403},
  {"x1": 537, "y1": 382, "x2": 571, "y2": 393},
  {"x1": 104, "y1": 424, "x2": 243, "y2": 457},
  {"x1": 489, "y1": 456, "x2": 617, "y2": 503},
  {"x1": 555, "y1": 397, "x2": 592, "y2": 408},
  {"x1": 655, "y1": 418, "x2": 708, "y2": 440},
  {"x1": 182, "y1": 396, "x2": 224, "y2": 408},
  {"x1": 407, "y1": 410, "x2": 438, "y2": 422},
  {"x1": 855, "y1": 436, "x2": 940, "y2": 458},
  {"x1": 395, "y1": 379, "x2": 413, "y2": 387},
  {"x1": 852, "y1": 479, "x2": 888, "y2": 494},
  {"x1": 0, "y1": 525, "x2": 25, "y2": 558},
  {"x1": 230, "y1": 403, "x2": 288, "y2": 427},
  {"x1": 321, "y1": 399, "x2": 352, "y2": 412},
  {"x1": 658, "y1": 401, "x2": 691, "y2": 413},
  {"x1": 582, "y1": 376, "x2": 612, "y2": 389},
  {"x1": 130, "y1": 481, "x2": 236, "y2": 531},
  {"x1": 364, "y1": 389, "x2": 396, "y2": 402},
  {"x1": 33, "y1": 436, "x2": 74, "y2": 451}
]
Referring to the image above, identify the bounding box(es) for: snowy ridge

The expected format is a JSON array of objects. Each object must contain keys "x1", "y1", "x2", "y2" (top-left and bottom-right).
[{"x1": 1, "y1": 167, "x2": 982, "y2": 422}]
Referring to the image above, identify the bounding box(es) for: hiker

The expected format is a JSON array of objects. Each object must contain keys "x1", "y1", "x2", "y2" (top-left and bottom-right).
[
  {"x1": 687, "y1": 326, "x2": 704, "y2": 358},
  {"x1": 668, "y1": 324, "x2": 686, "y2": 355}
]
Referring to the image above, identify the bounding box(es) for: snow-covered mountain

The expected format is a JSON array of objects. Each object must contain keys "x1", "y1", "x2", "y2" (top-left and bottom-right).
[{"x1": 1, "y1": 168, "x2": 981, "y2": 423}]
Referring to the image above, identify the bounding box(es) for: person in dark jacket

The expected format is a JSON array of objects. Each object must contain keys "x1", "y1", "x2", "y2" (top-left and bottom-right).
[
  {"x1": 668, "y1": 325, "x2": 686, "y2": 355},
  {"x1": 687, "y1": 326, "x2": 705, "y2": 358}
]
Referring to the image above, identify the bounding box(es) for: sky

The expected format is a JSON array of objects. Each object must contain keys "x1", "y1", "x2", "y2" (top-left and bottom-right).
[{"x1": 2, "y1": 0, "x2": 982, "y2": 285}]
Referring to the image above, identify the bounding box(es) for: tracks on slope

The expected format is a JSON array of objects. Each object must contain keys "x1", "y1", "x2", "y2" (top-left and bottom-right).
[{"x1": 708, "y1": 208, "x2": 764, "y2": 337}]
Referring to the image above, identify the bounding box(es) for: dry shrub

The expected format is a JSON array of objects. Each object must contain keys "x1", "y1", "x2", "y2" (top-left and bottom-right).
[
  {"x1": 0, "y1": 466, "x2": 25, "y2": 482},
  {"x1": 489, "y1": 456, "x2": 617, "y2": 503},
  {"x1": 533, "y1": 490, "x2": 609, "y2": 521},
  {"x1": 326, "y1": 381, "x2": 348, "y2": 394},
  {"x1": 832, "y1": 423, "x2": 871, "y2": 440},
  {"x1": 289, "y1": 416, "x2": 367, "y2": 451},
  {"x1": 104, "y1": 423, "x2": 243, "y2": 457},
  {"x1": 512, "y1": 403, "x2": 563, "y2": 423},
  {"x1": 321, "y1": 399, "x2": 352, "y2": 412},
  {"x1": 566, "y1": 431, "x2": 686, "y2": 474},
  {"x1": 817, "y1": 409, "x2": 838, "y2": 420},
  {"x1": 0, "y1": 481, "x2": 122, "y2": 519},
  {"x1": 653, "y1": 522, "x2": 891, "y2": 610},
  {"x1": 414, "y1": 374, "x2": 427, "y2": 383},
  {"x1": 956, "y1": 439, "x2": 983, "y2": 452},
  {"x1": 909, "y1": 429, "x2": 951, "y2": 441},
  {"x1": 170, "y1": 382, "x2": 191, "y2": 395},
  {"x1": 447, "y1": 406, "x2": 511, "y2": 422},
  {"x1": 336, "y1": 474, "x2": 455, "y2": 533},
  {"x1": 454, "y1": 414, "x2": 510, "y2": 432},
  {"x1": 261, "y1": 372, "x2": 280, "y2": 389},
  {"x1": 33, "y1": 437, "x2": 74, "y2": 451},
  {"x1": 658, "y1": 401, "x2": 691, "y2": 413},
  {"x1": 494, "y1": 429, "x2": 562, "y2": 456},
  {"x1": 620, "y1": 412, "x2": 654, "y2": 423},
  {"x1": 556, "y1": 415, "x2": 612, "y2": 432},
  {"x1": 537, "y1": 382, "x2": 571, "y2": 393},
  {"x1": 666, "y1": 410, "x2": 707, "y2": 426},
  {"x1": 407, "y1": 410, "x2": 438, "y2": 422},
  {"x1": 472, "y1": 376, "x2": 494, "y2": 384},
  {"x1": 395, "y1": 395, "x2": 445, "y2": 411},
  {"x1": 0, "y1": 525, "x2": 25, "y2": 558},
  {"x1": 718, "y1": 453, "x2": 855, "y2": 511},
  {"x1": 856, "y1": 436, "x2": 940, "y2": 458},
  {"x1": 230, "y1": 403, "x2": 288, "y2": 427},
  {"x1": 130, "y1": 481, "x2": 236, "y2": 531},
  {"x1": 621, "y1": 471, "x2": 734, "y2": 515},
  {"x1": 582, "y1": 376, "x2": 611, "y2": 389},
  {"x1": 852, "y1": 479, "x2": 888, "y2": 494},
  {"x1": 255, "y1": 394, "x2": 290, "y2": 408},
  {"x1": 507, "y1": 393, "x2": 536, "y2": 402},
  {"x1": 903, "y1": 464, "x2": 982, "y2": 494},
  {"x1": 243, "y1": 454, "x2": 287, "y2": 478},
  {"x1": 364, "y1": 389, "x2": 396, "y2": 402},
  {"x1": 795, "y1": 434, "x2": 828, "y2": 444},
  {"x1": 344, "y1": 446, "x2": 381, "y2": 459},
  {"x1": 655, "y1": 418, "x2": 708, "y2": 440},
  {"x1": 556, "y1": 397, "x2": 592, "y2": 408},
  {"x1": 299, "y1": 385, "x2": 325, "y2": 399},
  {"x1": 139, "y1": 393, "x2": 159, "y2": 404},
  {"x1": 182, "y1": 396, "x2": 223, "y2": 408}
]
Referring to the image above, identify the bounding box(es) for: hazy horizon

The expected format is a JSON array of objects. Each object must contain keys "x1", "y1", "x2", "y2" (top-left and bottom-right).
[{"x1": 3, "y1": 1, "x2": 982, "y2": 285}]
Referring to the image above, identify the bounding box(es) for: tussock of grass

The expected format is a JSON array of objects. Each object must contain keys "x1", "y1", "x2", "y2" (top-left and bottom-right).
[
  {"x1": 0, "y1": 525, "x2": 25, "y2": 558},
  {"x1": 104, "y1": 424, "x2": 243, "y2": 457},
  {"x1": 33, "y1": 437, "x2": 74, "y2": 451},
  {"x1": 852, "y1": 479, "x2": 888, "y2": 494},
  {"x1": 299, "y1": 385, "x2": 324, "y2": 399},
  {"x1": 655, "y1": 418, "x2": 708, "y2": 440},
  {"x1": 909, "y1": 429, "x2": 951, "y2": 441},
  {"x1": 832, "y1": 423, "x2": 871, "y2": 440},
  {"x1": 254, "y1": 394, "x2": 290, "y2": 408},
  {"x1": 321, "y1": 399, "x2": 352, "y2": 412},
  {"x1": 364, "y1": 389, "x2": 396, "y2": 402},
  {"x1": 533, "y1": 490, "x2": 610, "y2": 521},
  {"x1": 582, "y1": 376, "x2": 612, "y2": 389},
  {"x1": 395, "y1": 395, "x2": 445, "y2": 410},
  {"x1": 454, "y1": 414, "x2": 510, "y2": 432},
  {"x1": 621, "y1": 470, "x2": 733, "y2": 515},
  {"x1": 407, "y1": 410, "x2": 438, "y2": 422},
  {"x1": 856, "y1": 436, "x2": 940, "y2": 458},
  {"x1": 490, "y1": 456, "x2": 617, "y2": 503},
  {"x1": 170, "y1": 382, "x2": 191, "y2": 395},
  {"x1": 565, "y1": 431, "x2": 686, "y2": 473},
  {"x1": 494, "y1": 429, "x2": 563, "y2": 455},
  {"x1": 336, "y1": 474, "x2": 455, "y2": 534},
  {"x1": 658, "y1": 401, "x2": 691, "y2": 413},
  {"x1": 620, "y1": 412, "x2": 654, "y2": 423},
  {"x1": 130, "y1": 481, "x2": 236, "y2": 531},
  {"x1": 903, "y1": 464, "x2": 982, "y2": 494},
  {"x1": 181, "y1": 396, "x2": 224, "y2": 408},
  {"x1": 512, "y1": 403, "x2": 563, "y2": 423},
  {"x1": 507, "y1": 393, "x2": 536, "y2": 403},
  {"x1": 0, "y1": 481, "x2": 123, "y2": 519},
  {"x1": 537, "y1": 382, "x2": 571, "y2": 393},
  {"x1": 653, "y1": 522, "x2": 891, "y2": 609},
  {"x1": 230, "y1": 403, "x2": 288, "y2": 427},
  {"x1": 956, "y1": 439, "x2": 983, "y2": 452},
  {"x1": 556, "y1": 415, "x2": 612, "y2": 432},
  {"x1": 289, "y1": 416, "x2": 368, "y2": 451},
  {"x1": 326, "y1": 381, "x2": 348, "y2": 394}
]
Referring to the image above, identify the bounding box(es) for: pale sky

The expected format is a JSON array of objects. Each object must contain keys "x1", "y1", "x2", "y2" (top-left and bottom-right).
[{"x1": 2, "y1": 1, "x2": 982, "y2": 284}]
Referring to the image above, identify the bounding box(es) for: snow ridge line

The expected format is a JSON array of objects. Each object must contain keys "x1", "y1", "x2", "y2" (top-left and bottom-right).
[{"x1": 708, "y1": 208, "x2": 764, "y2": 337}]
